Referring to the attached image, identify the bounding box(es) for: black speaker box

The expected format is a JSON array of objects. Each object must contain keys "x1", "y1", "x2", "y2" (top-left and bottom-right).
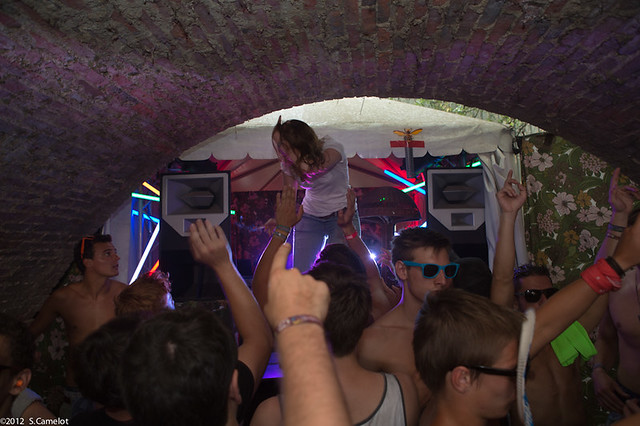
[
  {"x1": 425, "y1": 168, "x2": 488, "y2": 263},
  {"x1": 160, "y1": 172, "x2": 231, "y2": 302}
]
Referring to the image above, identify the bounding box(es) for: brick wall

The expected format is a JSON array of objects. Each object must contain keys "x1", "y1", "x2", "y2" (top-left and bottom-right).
[{"x1": 0, "y1": 0, "x2": 639, "y2": 318}]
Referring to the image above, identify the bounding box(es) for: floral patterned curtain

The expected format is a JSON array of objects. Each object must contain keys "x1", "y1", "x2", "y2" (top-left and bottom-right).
[
  {"x1": 521, "y1": 134, "x2": 636, "y2": 425},
  {"x1": 521, "y1": 134, "x2": 635, "y2": 287}
]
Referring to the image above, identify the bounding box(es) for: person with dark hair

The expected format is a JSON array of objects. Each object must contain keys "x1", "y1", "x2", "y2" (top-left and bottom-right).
[
  {"x1": 415, "y1": 205, "x2": 640, "y2": 425},
  {"x1": 357, "y1": 226, "x2": 458, "y2": 419},
  {"x1": 120, "y1": 219, "x2": 271, "y2": 426},
  {"x1": 592, "y1": 168, "x2": 640, "y2": 424},
  {"x1": 28, "y1": 233, "x2": 127, "y2": 414},
  {"x1": 0, "y1": 313, "x2": 55, "y2": 422},
  {"x1": 115, "y1": 270, "x2": 174, "y2": 317},
  {"x1": 252, "y1": 261, "x2": 419, "y2": 426},
  {"x1": 121, "y1": 308, "x2": 237, "y2": 426},
  {"x1": 491, "y1": 170, "x2": 612, "y2": 425},
  {"x1": 70, "y1": 315, "x2": 143, "y2": 425},
  {"x1": 272, "y1": 117, "x2": 358, "y2": 273}
]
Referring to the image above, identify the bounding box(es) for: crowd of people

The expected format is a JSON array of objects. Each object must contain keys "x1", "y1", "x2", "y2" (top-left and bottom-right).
[{"x1": 4, "y1": 119, "x2": 640, "y2": 425}]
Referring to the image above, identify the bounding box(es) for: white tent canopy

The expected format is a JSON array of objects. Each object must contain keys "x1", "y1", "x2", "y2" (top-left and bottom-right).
[
  {"x1": 179, "y1": 97, "x2": 527, "y2": 268},
  {"x1": 180, "y1": 97, "x2": 514, "y2": 160}
]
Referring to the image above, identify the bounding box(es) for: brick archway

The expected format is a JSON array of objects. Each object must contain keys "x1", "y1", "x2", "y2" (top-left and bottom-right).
[{"x1": 1, "y1": 0, "x2": 639, "y2": 316}]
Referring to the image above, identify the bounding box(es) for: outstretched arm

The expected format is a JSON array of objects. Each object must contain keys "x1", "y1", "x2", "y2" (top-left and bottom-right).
[
  {"x1": 253, "y1": 186, "x2": 303, "y2": 309},
  {"x1": 338, "y1": 188, "x2": 399, "y2": 318},
  {"x1": 490, "y1": 170, "x2": 527, "y2": 307},
  {"x1": 531, "y1": 213, "x2": 640, "y2": 357},
  {"x1": 189, "y1": 220, "x2": 272, "y2": 393},
  {"x1": 264, "y1": 244, "x2": 351, "y2": 426}
]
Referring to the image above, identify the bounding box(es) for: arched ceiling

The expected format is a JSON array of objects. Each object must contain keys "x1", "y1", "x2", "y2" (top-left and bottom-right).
[{"x1": 1, "y1": 0, "x2": 639, "y2": 318}]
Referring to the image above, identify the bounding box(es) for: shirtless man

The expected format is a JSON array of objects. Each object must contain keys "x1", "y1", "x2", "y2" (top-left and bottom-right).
[
  {"x1": 29, "y1": 235, "x2": 126, "y2": 405},
  {"x1": 357, "y1": 226, "x2": 456, "y2": 415},
  {"x1": 491, "y1": 170, "x2": 614, "y2": 425},
  {"x1": 592, "y1": 168, "x2": 640, "y2": 424}
]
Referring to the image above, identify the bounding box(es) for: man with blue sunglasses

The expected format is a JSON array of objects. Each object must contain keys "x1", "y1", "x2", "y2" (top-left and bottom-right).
[{"x1": 357, "y1": 226, "x2": 457, "y2": 422}]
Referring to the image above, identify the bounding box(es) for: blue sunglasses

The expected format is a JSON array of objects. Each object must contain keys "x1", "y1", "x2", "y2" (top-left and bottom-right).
[{"x1": 402, "y1": 261, "x2": 460, "y2": 279}]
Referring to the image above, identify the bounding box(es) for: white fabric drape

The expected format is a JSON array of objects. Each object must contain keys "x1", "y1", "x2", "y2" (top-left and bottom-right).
[{"x1": 479, "y1": 148, "x2": 528, "y2": 270}]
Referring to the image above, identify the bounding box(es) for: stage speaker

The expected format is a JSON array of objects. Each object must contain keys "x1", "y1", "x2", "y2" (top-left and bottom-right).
[
  {"x1": 160, "y1": 172, "x2": 231, "y2": 302},
  {"x1": 425, "y1": 168, "x2": 488, "y2": 263}
]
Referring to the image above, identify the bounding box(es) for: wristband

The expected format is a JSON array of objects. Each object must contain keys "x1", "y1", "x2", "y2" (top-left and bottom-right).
[
  {"x1": 272, "y1": 230, "x2": 289, "y2": 240},
  {"x1": 591, "y1": 362, "x2": 605, "y2": 372},
  {"x1": 605, "y1": 256, "x2": 626, "y2": 278},
  {"x1": 605, "y1": 231, "x2": 620, "y2": 240},
  {"x1": 276, "y1": 224, "x2": 291, "y2": 233},
  {"x1": 580, "y1": 258, "x2": 622, "y2": 294},
  {"x1": 344, "y1": 231, "x2": 358, "y2": 240},
  {"x1": 275, "y1": 314, "x2": 323, "y2": 334},
  {"x1": 607, "y1": 223, "x2": 625, "y2": 233}
]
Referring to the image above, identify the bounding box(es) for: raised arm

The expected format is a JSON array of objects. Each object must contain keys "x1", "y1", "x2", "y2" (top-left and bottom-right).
[
  {"x1": 490, "y1": 170, "x2": 527, "y2": 307},
  {"x1": 579, "y1": 168, "x2": 639, "y2": 332},
  {"x1": 264, "y1": 244, "x2": 351, "y2": 426},
  {"x1": 189, "y1": 220, "x2": 272, "y2": 392},
  {"x1": 337, "y1": 188, "x2": 399, "y2": 318},
  {"x1": 596, "y1": 168, "x2": 638, "y2": 260},
  {"x1": 252, "y1": 186, "x2": 303, "y2": 309},
  {"x1": 531, "y1": 212, "x2": 640, "y2": 356}
]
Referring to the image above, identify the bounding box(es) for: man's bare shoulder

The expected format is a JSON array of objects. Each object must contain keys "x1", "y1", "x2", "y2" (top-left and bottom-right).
[
  {"x1": 357, "y1": 307, "x2": 415, "y2": 372},
  {"x1": 109, "y1": 279, "x2": 128, "y2": 292}
]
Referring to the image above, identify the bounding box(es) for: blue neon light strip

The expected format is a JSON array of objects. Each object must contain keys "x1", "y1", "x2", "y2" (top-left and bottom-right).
[
  {"x1": 131, "y1": 210, "x2": 160, "y2": 224},
  {"x1": 383, "y1": 170, "x2": 426, "y2": 195}
]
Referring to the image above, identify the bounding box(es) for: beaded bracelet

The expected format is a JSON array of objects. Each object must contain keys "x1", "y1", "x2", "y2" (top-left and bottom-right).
[
  {"x1": 607, "y1": 223, "x2": 625, "y2": 233},
  {"x1": 275, "y1": 314, "x2": 323, "y2": 334},
  {"x1": 273, "y1": 230, "x2": 289, "y2": 240},
  {"x1": 580, "y1": 258, "x2": 623, "y2": 294}
]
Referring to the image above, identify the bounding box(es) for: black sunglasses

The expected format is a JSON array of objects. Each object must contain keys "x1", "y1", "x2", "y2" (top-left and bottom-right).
[
  {"x1": 402, "y1": 261, "x2": 460, "y2": 279},
  {"x1": 515, "y1": 287, "x2": 558, "y2": 303}
]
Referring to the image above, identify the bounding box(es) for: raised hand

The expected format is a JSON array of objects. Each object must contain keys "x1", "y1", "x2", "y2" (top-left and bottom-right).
[
  {"x1": 496, "y1": 170, "x2": 527, "y2": 214},
  {"x1": 337, "y1": 187, "x2": 356, "y2": 228},
  {"x1": 188, "y1": 219, "x2": 232, "y2": 270},
  {"x1": 609, "y1": 168, "x2": 639, "y2": 215},
  {"x1": 264, "y1": 244, "x2": 330, "y2": 329},
  {"x1": 276, "y1": 185, "x2": 303, "y2": 229}
]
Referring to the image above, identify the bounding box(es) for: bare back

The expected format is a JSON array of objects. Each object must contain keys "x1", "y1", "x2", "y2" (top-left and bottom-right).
[{"x1": 609, "y1": 270, "x2": 640, "y2": 394}]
